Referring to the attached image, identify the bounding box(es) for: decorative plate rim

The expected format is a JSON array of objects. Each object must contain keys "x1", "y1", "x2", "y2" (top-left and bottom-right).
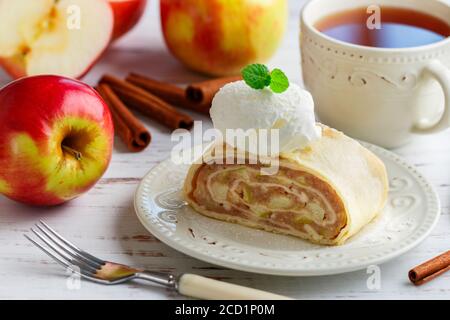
[{"x1": 134, "y1": 142, "x2": 441, "y2": 276}]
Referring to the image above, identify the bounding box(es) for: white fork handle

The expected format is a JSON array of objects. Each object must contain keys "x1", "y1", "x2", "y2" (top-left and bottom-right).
[{"x1": 178, "y1": 274, "x2": 292, "y2": 300}]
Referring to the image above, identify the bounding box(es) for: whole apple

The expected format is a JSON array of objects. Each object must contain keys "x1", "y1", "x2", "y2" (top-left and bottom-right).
[
  {"x1": 109, "y1": 0, "x2": 148, "y2": 40},
  {"x1": 0, "y1": 76, "x2": 114, "y2": 206},
  {"x1": 160, "y1": 0, "x2": 287, "y2": 76}
]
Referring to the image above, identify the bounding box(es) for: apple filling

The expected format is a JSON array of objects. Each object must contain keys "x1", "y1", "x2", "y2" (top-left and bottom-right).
[{"x1": 187, "y1": 164, "x2": 347, "y2": 242}]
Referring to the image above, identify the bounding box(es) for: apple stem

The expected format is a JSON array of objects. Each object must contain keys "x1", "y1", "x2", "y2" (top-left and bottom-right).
[{"x1": 62, "y1": 145, "x2": 82, "y2": 161}]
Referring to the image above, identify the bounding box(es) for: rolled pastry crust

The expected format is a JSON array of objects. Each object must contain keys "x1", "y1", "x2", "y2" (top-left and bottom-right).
[{"x1": 183, "y1": 126, "x2": 388, "y2": 245}]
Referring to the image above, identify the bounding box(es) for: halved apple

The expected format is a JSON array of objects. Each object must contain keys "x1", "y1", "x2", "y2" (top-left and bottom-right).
[
  {"x1": 0, "y1": 0, "x2": 114, "y2": 79},
  {"x1": 108, "y1": 0, "x2": 147, "y2": 40}
]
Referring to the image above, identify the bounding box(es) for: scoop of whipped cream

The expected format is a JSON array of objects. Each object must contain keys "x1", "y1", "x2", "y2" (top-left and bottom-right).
[{"x1": 210, "y1": 80, "x2": 321, "y2": 155}]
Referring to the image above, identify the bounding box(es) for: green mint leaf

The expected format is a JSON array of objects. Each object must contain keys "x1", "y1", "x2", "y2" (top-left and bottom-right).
[
  {"x1": 241, "y1": 64, "x2": 271, "y2": 90},
  {"x1": 269, "y1": 69, "x2": 289, "y2": 93},
  {"x1": 241, "y1": 64, "x2": 290, "y2": 93}
]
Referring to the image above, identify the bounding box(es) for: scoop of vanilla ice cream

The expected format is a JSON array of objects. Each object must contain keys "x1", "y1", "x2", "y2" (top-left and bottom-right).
[{"x1": 210, "y1": 80, "x2": 321, "y2": 154}]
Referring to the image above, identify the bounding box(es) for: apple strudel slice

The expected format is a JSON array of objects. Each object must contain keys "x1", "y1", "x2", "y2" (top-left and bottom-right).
[{"x1": 183, "y1": 126, "x2": 388, "y2": 245}]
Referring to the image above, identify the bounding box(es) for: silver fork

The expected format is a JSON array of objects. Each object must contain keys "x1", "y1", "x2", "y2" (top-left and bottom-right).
[{"x1": 25, "y1": 221, "x2": 291, "y2": 300}]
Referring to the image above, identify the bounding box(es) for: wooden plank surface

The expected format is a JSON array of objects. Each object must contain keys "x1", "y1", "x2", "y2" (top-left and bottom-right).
[{"x1": 0, "y1": 0, "x2": 449, "y2": 299}]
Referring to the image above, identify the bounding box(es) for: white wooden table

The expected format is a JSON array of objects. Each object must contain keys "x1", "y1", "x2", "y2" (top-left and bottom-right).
[{"x1": 0, "y1": 0, "x2": 449, "y2": 300}]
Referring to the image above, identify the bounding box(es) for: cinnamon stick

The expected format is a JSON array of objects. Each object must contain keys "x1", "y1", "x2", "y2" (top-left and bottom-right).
[
  {"x1": 100, "y1": 75, "x2": 194, "y2": 130},
  {"x1": 408, "y1": 250, "x2": 450, "y2": 285},
  {"x1": 127, "y1": 73, "x2": 241, "y2": 114},
  {"x1": 97, "y1": 84, "x2": 151, "y2": 152},
  {"x1": 185, "y1": 75, "x2": 242, "y2": 108},
  {"x1": 126, "y1": 73, "x2": 200, "y2": 112}
]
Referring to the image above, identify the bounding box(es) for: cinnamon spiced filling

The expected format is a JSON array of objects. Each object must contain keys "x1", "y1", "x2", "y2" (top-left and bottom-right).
[{"x1": 188, "y1": 164, "x2": 347, "y2": 241}]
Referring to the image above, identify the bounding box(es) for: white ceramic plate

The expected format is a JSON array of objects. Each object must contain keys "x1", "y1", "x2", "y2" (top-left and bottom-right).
[{"x1": 134, "y1": 143, "x2": 440, "y2": 276}]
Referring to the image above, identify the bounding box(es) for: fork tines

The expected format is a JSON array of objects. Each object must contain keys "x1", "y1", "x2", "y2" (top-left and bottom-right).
[{"x1": 24, "y1": 221, "x2": 107, "y2": 283}]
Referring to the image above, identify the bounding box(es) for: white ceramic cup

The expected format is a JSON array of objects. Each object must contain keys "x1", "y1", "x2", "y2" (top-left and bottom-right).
[{"x1": 300, "y1": 0, "x2": 450, "y2": 148}]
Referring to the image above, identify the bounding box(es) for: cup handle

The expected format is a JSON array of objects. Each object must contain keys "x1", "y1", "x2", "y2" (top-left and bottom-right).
[{"x1": 413, "y1": 60, "x2": 450, "y2": 133}]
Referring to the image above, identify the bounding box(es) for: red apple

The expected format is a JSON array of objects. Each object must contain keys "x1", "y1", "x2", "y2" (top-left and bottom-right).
[
  {"x1": 161, "y1": 0, "x2": 287, "y2": 76},
  {"x1": 0, "y1": 0, "x2": 114, "y2": 79},
  {"x1": 0, "y1": 76, "x2": 114, "y2": 206},
  {"x1": 109, "y1": 0, "x2": 148, "y2": 40}
]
